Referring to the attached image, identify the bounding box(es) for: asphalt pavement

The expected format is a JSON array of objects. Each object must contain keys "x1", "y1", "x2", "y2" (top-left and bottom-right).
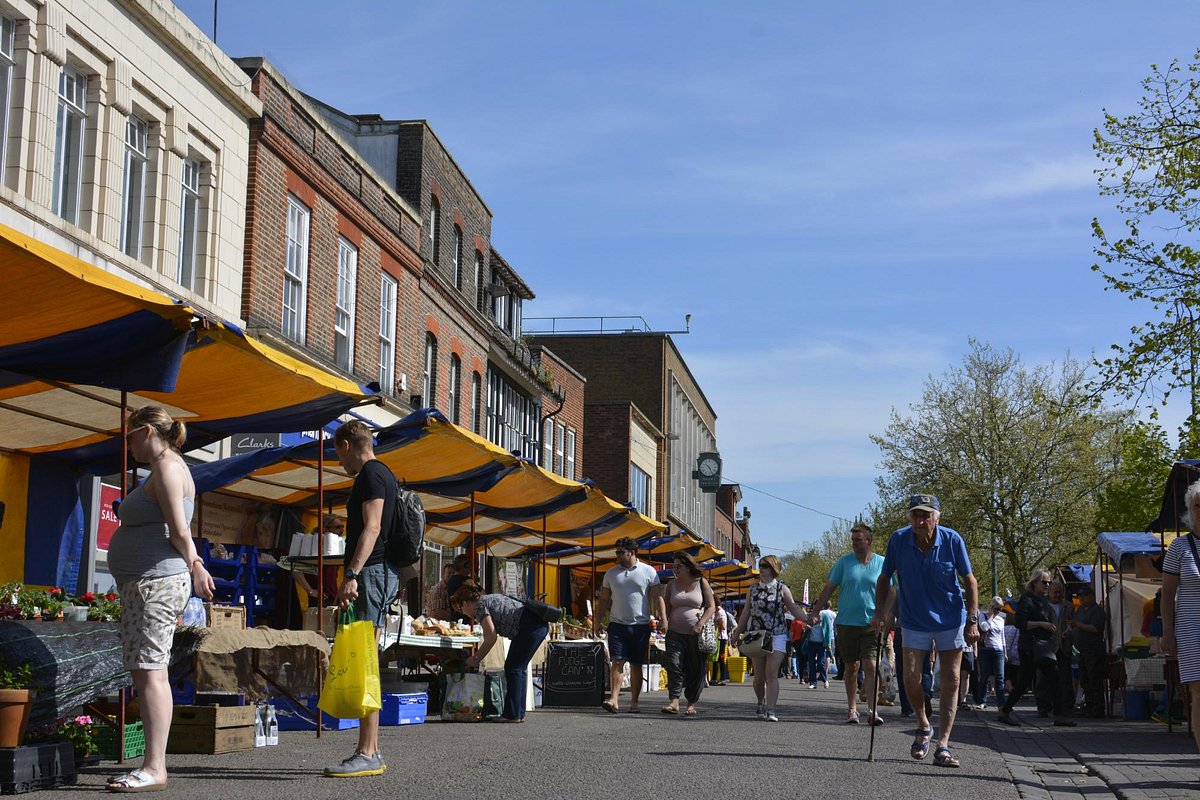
[{"x1": 31, "y1": 675, "x2": 1200, "y2": 799}]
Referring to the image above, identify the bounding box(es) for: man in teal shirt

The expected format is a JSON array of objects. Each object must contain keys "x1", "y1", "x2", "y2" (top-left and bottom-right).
[{"x1": 812, "y1": 522, "x2": 887, "y2": 725}]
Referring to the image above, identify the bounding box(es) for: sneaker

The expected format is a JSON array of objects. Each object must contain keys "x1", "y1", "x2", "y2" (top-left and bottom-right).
[
  {"x1": 765, "y1": 709, "x2": 779, "y2": 722},
  {"x1": 823, "y1": 680, "x2": 830, "y2": 689},
  {"x1": 324, "y1": 751, "x2": 386, "y2": 778},
  {"x1": 807, "y1": 683, "x2": 817, "y2": 689},
  {"x1": 868, "y1": 710, "x2": 884, "y2": 726},
  {"x1": 847, "y1": 709, "x2": 860, "y2": 724},
  {"x1": 756, "y1": 703, "x2": 766, "y2": 718}
]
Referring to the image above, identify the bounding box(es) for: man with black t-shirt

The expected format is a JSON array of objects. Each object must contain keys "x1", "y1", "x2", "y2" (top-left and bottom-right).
[{"x1": 324, "y1": 420, "x2": 397, "y2": 778}]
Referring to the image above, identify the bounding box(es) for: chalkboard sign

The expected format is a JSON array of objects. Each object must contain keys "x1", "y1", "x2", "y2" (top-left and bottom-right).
[{"x1": 543, "y1": 641, "x2": 606, "y2": 707}]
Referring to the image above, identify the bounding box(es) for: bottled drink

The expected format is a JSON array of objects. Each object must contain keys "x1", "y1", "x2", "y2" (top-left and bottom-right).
[
  {"x1": 254, "y1": 704, "x2": 266, "y2": 747},
  {"x1": 266, "y1": 705, "x2": 278, "y2": 746}
]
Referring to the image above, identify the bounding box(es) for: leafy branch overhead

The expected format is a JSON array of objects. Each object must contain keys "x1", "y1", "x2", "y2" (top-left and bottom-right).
[{"x1": 1093, "y1": 50, "x2": 1200, "y2": 420}]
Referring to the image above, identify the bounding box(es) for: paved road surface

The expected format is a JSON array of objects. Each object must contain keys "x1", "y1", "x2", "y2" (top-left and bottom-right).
[{"x1": 38, "y1": 676, "x2": 1200, "y2": 799}]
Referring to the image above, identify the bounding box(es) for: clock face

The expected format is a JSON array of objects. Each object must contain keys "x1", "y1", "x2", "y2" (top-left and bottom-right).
[{"x1": 698, "y1": 457, "x2": 720, "y2": 477}]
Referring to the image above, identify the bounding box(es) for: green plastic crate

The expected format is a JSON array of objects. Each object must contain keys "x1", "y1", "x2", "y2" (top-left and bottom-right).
[{"x1": 96, "y1": 721, "x2": 145, "y2": 761}]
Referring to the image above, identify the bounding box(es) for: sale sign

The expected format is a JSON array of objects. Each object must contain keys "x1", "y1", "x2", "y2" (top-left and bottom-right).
[{"x1": 96, "y1": 483, "x2": 121, "y2": 551}]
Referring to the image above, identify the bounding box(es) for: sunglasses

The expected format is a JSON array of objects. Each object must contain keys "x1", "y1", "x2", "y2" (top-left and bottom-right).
[{"x1": 1040, "y1": 580, "x2": 1051, "y2": 585}]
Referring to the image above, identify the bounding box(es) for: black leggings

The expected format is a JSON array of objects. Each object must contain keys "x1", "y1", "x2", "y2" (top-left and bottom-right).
[{"x1": 1003, "y1": 649, "x2": 1065, "y2": 716}]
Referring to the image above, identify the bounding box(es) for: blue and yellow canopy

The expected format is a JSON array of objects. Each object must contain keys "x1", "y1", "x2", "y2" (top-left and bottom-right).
[
  {"x1": 0, "y1": 224, "x2": 374, "y2": 471},
  {"x1": 190, "y1": 410, "x2": 668, "y2": 553}
]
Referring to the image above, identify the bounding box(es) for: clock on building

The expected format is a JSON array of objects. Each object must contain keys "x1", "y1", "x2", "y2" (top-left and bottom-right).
[{"x1": 694, "y1": 452, "x2": 722, "y2": 493}]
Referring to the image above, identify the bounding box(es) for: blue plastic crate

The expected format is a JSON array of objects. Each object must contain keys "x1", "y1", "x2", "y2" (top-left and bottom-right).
[
  {"x1": 380, "y1": 693, "x2": 427, "y2": 726},
  {"x1": 272, "y1": 696, "x2": 360, "y2": 731}
]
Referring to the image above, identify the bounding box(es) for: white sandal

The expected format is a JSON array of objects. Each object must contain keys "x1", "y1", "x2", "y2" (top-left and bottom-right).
[{"x1": 106, "y1": 769, "x2": 167, "y2": 793}]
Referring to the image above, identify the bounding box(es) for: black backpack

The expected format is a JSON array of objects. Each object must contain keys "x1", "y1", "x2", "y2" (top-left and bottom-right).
[{"x1": 384, "y1": 476, "x2": 426, "y2": 568}]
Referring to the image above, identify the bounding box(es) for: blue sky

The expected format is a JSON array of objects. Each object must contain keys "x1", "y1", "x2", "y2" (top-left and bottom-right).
[{"x1": 175, "y1": 1, "x2": 1200, "y2": 557}]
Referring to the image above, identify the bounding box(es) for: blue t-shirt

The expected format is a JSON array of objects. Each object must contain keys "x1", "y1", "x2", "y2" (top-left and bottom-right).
[
  {"x1": 827, "y1": 552, "x2": 884, "y2": 627},
  {"x1": 881, "y1": 524, "x2": 972, "y2": 633}
]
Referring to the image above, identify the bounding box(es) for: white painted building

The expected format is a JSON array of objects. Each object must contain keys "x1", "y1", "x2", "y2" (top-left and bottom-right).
[{"x1": 0, "y1": 0, "x2": 260, "y2": 323}]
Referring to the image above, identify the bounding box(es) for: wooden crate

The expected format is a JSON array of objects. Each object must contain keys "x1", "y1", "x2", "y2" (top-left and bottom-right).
[
  {"x1": 166, "y1": 705, "x2": 255, "y2": 754},
  {"x1": 206, "y1": 603, "x2": 246, "y2": 630}
]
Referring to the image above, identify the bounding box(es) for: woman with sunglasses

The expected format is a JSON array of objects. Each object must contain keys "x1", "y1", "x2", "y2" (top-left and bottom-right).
[
  {"x1": 661, "y1": 552, "x2": 717, "y2": 717},
  {"x1": 733, "y1": 554, "x2": 808, "y2": 721},
  {"x1": 996, "y1": 569, "x2": 1074, "y2": 727},
  {"x1": 105, "y1": 406, "x2": 214, "y2": 792}
]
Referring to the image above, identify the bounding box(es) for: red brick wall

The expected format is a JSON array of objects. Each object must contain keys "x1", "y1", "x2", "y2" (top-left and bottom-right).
[
  {"x1": 582, "y1": 404, "x2": 632, "y2": 503},
  {"x1": 535, "y1": 347, "x2": 586, "y2": 480},
  {"x1": 241, "y1": 64, "x2": 425, "y2": 397}
]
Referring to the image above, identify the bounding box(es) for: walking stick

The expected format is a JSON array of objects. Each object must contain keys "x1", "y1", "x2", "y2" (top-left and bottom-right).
[{"x1": 867, "y1": 627, "x2": 886, "y2": 762}]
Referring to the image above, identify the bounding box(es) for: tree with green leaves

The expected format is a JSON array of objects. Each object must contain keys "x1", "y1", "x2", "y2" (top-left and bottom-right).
[
  {"x1": 1092, "y1": 50, "x2": 1200, "y2": 428},
  {"x1": 1094, "y1": 419, "x2": 1173, "y2": 533},
  {"x1": 872, "y1": 341, "x2": 1125, "y2": 596}
]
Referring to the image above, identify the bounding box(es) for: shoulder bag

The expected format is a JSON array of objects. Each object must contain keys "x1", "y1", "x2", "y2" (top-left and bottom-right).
[
  {"x1": 697, "y1": 580, "x2": 718, "y2": 654},
  {"x1": 524, "y1": 597, "x2": 562, "y2": 623},
  {"x1": 739, "y1": 629, "x2": 773, "y2": 657},
  {"x1": 739, "y1": 583, "x2": 780, "y2": 657}
]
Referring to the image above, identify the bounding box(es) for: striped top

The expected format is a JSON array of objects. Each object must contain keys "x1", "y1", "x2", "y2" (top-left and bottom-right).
[{"x1": 1162, "y1": 533, "x2": 1200, "y2": 683}]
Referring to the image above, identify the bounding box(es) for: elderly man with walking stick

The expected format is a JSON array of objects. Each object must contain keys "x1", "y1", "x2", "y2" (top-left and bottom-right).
[{"x1": 869, "y1": 494, "x2": 979, "y2": 769}]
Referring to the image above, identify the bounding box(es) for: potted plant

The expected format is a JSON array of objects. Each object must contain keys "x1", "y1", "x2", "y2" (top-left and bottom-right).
[{"x1": 0, "y1": 655, "x2": 34, "y2": 747}]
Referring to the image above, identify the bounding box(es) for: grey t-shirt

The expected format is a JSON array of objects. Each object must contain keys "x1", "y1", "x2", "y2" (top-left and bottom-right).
[
  {"x1": 601, "y1": 561, "x2": 660, "y2": 625},
  {"x1": 106, "y1": 484, "x2": 194, "y2": 585},
  {"x1": 474, "y1": 594, "x2": 525, "y2": 639}
]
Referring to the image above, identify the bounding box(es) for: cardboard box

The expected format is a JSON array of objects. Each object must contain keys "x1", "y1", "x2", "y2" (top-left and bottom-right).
[
  {"x1": 303, "y1": 605, "x2": 340, "y2": 633},
  {"x1": 206, "y1": 603, "x2": 247, "y2": 630},
  {"x1": 167, "y1": 705, "x2": 255, "y2": 754}
]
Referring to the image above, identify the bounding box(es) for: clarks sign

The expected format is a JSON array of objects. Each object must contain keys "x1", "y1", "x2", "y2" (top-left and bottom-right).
[{"x1": 231, "y1": 433, "x2": 282, "y2": 455}]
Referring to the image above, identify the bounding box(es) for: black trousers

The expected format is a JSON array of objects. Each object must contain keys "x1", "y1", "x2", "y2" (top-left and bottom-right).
[
  {"x1": 1004, "y1": 649, "x2": 1066, "y2": 717},
  {"x1": 665, "y1": 631, "x2": 705, "y2": 704},
  {"x1": 1078, "y1": 648, "x2": 1105, "y2": 715}
]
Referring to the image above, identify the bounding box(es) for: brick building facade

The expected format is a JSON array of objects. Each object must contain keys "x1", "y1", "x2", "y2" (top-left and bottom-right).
[
  {"x1": 526, "y1": 332, "x2": 722, "y2": 539},
  {"x1": 305, "y1": 99, "x2": 572, "y2": 466}
]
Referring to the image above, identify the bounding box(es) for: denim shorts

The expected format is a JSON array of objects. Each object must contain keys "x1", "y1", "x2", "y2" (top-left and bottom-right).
[
  {"x1": 607, "y1": 622, "x2": 651, "y2": 665},
  {"x1": 900, "y1": 625, "x2": 965, "y2": 653},
  {"x1": 354, "y1": 561, "x2": 400, "y2": 627}
]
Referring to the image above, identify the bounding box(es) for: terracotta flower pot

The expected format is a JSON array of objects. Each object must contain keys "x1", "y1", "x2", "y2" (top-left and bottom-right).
[{"x1": 0, "y1": 688, "x2": 33, "y2": 747}]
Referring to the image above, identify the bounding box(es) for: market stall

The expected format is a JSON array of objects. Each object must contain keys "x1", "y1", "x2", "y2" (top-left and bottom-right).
[{"x1": 1097, "y1": 530, "x2": 1184, "y2": 725}]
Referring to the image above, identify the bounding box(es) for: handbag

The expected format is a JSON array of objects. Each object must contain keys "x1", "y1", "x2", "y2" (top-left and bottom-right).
[
  {"x1": 698, "y1": 616, "x2": 718, "y2": 654},
  {"x1": 524, "y1": 598, "x2": 562, "y2": 623},
  {"x1": 696, "y1": 579, "x2": 718, "y2": 654},
  {"x1": 1032, "y1": 637, "x2": 1057, "y2": 665},
  {"x1": 317, "y1": 608, "x2": 383, "y2": 720},
  {"x1": 739, "y1": 629, "x2": 773, "y2": 657}
]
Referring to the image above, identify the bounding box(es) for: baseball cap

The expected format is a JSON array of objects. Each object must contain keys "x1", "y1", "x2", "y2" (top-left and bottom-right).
[{"x1": 908, "y1": 493, "x2": 939, "y2": 513}]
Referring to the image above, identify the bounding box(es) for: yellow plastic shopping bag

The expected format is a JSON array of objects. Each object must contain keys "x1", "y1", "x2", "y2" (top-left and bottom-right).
[{"x1": 317, "y1": 608, "x2": 382, "y2": 720}]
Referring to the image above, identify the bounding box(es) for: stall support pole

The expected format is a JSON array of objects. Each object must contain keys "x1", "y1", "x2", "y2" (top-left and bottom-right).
[
  {"x1": 590, "y1": 527, "x2": 596, "y2": 637},
  {"x1": 541, "y1": 515, "x2": 548, "y2": 601},
  {"x1": 315, "y1": 427, "x2": 325, "y2": 738},
  {"x1": 118, "y1": 390, "x2": 128, "y2": 762},
  {"x1": 469, "y1": 494, "x2": 476, "y2": 570}
]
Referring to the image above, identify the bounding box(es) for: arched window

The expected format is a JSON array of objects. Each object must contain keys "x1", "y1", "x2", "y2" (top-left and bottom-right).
[
  {"x1": 428, "y1": 195, "x2": 440, "y2": 267},
  {"x1": 422, "y1": 333, "x2": 438, "y2": 409},
  {"x1": 448, "y1": 354, "x2": 462, "y2": 423},
  {"x1": 452, "y1": 225, "x2": 463, "y2": 289}
]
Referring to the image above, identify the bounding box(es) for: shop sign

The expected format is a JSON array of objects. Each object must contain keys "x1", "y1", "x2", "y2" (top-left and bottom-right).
[
  {"x1": 231, "y1": 433, "x2": 282, "y2": 455},
  {"x1": 97, "y1": 483, "x2": 122, "y2": 551}
]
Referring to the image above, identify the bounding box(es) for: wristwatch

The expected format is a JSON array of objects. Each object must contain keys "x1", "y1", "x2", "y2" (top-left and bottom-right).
[
  {"x1": 344, "y1": 568, "x2": 359, "y2": 582},
  {"x1": 965, "y1": 614, "x2": 978, "y2": 624}
]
